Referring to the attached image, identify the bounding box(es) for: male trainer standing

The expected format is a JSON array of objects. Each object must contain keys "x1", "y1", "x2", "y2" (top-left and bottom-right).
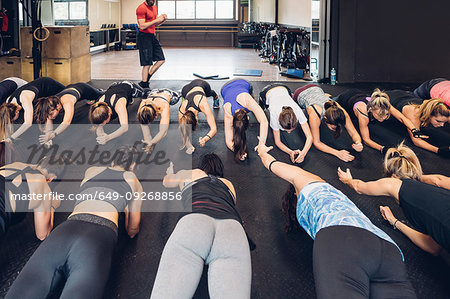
[{"x1": 136, "y1": 0, "x2": 167, "y2": 88}]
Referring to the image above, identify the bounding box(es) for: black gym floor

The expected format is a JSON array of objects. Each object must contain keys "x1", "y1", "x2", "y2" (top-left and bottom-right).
[{"x1": 0, "y1": 80, "x2": 449, "y2": 299}]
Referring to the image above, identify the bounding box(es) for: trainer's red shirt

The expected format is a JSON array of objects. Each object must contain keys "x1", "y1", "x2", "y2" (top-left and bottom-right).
[{"x1": 136, "y1": 2, "x2": 157, "y2": 34}]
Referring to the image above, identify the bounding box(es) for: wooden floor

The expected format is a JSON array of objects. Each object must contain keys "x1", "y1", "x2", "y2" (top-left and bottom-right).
[{"x1": 91, "y1": 47, "x2": 311, "y2": 82}]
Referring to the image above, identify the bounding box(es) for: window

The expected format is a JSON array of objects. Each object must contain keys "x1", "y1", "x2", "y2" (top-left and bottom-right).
[
  {"x1": 158, "y1": 0, "x2": 235, "y2": 20},
  {"x1": 54, "y1": 0, "x2": 88, "y2": 24}
]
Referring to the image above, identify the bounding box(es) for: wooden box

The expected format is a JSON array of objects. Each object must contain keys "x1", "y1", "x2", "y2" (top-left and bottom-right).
[
  {"x1": 20, "y1": 27, "x2": 34, "y2": 58},
  {"x1": 45, "y1": 26, "x2": 90, "y2": 59},
  {"x1": 46, "y1": 54, "x2": 91, "y2": 85},
  {"x1": 0, "y1": 57, "x2": 22, "y2": 80},
  {"x1": 20, "y1": 26, "x2": 48, "y2": 58},
  {"x1": 21, "y1": 58, "x2": 47, "y2": 82}
]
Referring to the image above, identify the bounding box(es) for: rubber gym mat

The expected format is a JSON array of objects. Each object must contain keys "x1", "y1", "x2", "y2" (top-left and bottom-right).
[
  {"x1": 233, "y1": 69, "x2": 263, "y2": 77},
  {"x1": 193, "y1": 73, "x2": 219, "y2": 79},
  {"x1": 193, "y1": 74, "x2": 230, "y2": 80},
  {"x1": 281, "y1": 69, "x2": 304, "y2": 79},
  {"x1": 0, "y1": 80, "x2": 449, "y2": 299}
]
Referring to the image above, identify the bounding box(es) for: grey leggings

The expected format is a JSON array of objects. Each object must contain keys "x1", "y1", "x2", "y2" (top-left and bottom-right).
[{"x1": 151, "y1": 213, "x2": 252, "y2": 299}]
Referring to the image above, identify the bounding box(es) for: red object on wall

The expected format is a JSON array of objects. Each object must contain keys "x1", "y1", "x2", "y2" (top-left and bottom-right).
[{"x1": 0, "y1": 11, "x2": 8, "y2": 32}]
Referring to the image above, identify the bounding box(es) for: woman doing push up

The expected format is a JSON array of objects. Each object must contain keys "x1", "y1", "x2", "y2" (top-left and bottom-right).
[
  {"x1": 89, "y1": 81, "x2": 145, "y2": 145},
  {"x1": 294, "y1": 84, "x2": 363, "y2": 162},
  {"x1": 338, "y1": 143, "x2": 450, "y2": 255},
  {"x1": 137, "y1": 88, "x2": 181, "y2": 151},
  {"x1": 179, "y1": 79, "x2": 218, "y2": 154},
  {"x1": 6, "y1": 146, "x2": 143, "y2": 299},
  {"x1": 256, "y1": 139, "x2": 416, "y2": 299},
  {"x1": 221, "y1": 79, "x2": 268, "y2": 161},
  {"x1": 151, "y1": 153, "x2": 251, "y2": 299},
  {"x1": 34, "y1": 82, "x2": 104, "y2": 144}
]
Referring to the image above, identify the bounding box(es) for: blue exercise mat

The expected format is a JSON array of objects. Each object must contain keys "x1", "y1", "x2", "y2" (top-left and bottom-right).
[
  {"x1": 280, "y1": 69, "x2": 304, "y2": 79},
  {"x1": 233, "y1": 69, "x2": 263, "y2": 77}
]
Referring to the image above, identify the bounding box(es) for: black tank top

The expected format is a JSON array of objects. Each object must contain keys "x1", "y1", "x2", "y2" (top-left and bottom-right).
[
  {"x1": 79, "y1": 168, "x2": 133, "y2": 212},
  {"x1": 7, "y1": 77, "x2": 65, "y2": 104},
  {"x1": 399, "y1": 179, "x2": 450, "y2": 250},
  {"x1": 56, "y1": 83, "x2": 103, "y2": 102},
  {"x1": 182, "y1": 175, "x2": 242, "y2": 224},
  {"x1": 180, "y1": 91, "x2": 204, "y2": 114},
  {"x1": 102, "y1": 83, "x2": 133, "y2": 119},
  {"x1": 181, "y1": 175, "x2": 256, "y2": 250},
  {"x1": 182, "y1": 79, "x2": 209, "y2": 98},
  {"x1": 0, "y1": 166, "x2": 41, "y2": 233},
  {"x1": 386, "y1": 90, "x2": 423, "y2": 112},
  {"x1": 336, "y1": 89, "x2": 368, "y2": 117},
  {"x1": 0, "y1": 79, "x2": 18, "y2": 104}
]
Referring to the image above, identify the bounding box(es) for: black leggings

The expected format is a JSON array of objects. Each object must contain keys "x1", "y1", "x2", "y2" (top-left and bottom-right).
[
  {"x1": 413, "y1": 78, "x2": 447, "y2": 100},
  {"x1": 6, "y1": 215, "x2": 117, "y2": 299},
  {"x1": 58, "y1": 83, "x2": 104, "y2": 102},
  {"x1": 181, "y1": 79, "x2": 218, "y2": 99},
  {"x1": 259, "y1": 83, "x2": 291, "y2": 105},
  {"x1": 313, "y1": 226, "x2": 416, "y2": 299}
]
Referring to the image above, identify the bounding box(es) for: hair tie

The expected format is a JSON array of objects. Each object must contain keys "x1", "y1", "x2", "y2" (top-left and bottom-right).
[
  {"x1": 269, "y1": 160, "x2": 278, "y2": 172},
  {"x1": 389, "y1": 151, "x2": 406, "y2": 159}
]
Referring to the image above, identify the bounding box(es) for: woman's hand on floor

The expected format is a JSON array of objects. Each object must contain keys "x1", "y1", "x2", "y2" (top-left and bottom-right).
[
  {"x1": 96, "y1": 133, "x2": 110, "y2": 145},
  {"x1": 256, "y1": 137, "x2": 273, "y2": 156},
  {"x1": 336, "y1": 150, "x2": 355, "y2": 162},
  {"x1": 352, "y1": 142, "x2": 363, "y2": 152},
  {"x1": 379, "y1": 206, "x2": 397, "y2": 227},
  {"x1": 337, "y1": 167, "x2": 353, "y2": 184}
]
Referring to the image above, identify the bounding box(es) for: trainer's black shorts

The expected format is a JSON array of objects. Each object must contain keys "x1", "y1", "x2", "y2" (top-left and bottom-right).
[{"x1": 137, "y1": 32, "x2": 165, "y2": 66}]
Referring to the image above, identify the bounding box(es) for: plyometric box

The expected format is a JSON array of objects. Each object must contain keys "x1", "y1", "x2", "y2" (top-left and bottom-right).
[
  {"x1": 21, "y1": 58, "x2": 47, "y2": 82},
  {"x1": 20, "y1": 27, "x2": 36, "y2": 58},
  {"x1": 0, "y1": 57, "x2": 22, "y2": 80},
  {"x1": 46, "y1": 26, "x2": 90, "y2": 59},
  {"x1": 46, "y1": 54, "x2": 91, "y2": 85},
  {"x1": 20, "y1": 26, "x2": 90, "y2": 59}
]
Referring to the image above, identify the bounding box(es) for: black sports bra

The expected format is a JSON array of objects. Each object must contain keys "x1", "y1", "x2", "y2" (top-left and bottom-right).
[
  {"x1": 179, "y1": 91, "x2": 205, "y2": 114},
  {"x1": 2, "y1": 166, "x2": 42, "y2": 213},
  {"x1": 148, "y1": 95, "x2": 170, "y2": 104},
  {"x1": 78, "y1": 168, "x2": 132, "y2": 212}
]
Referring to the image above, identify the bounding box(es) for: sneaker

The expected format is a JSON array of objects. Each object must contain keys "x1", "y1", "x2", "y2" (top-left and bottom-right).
[
  {"x1": 142, "y1": 88, "x2": 152, "y2": 99},
  {"x1": 213, "y1": 97, "x2": 220, "y2": 109},
  {"x1": 138, "y1": 81, "x2": 149, "y2": 89}
]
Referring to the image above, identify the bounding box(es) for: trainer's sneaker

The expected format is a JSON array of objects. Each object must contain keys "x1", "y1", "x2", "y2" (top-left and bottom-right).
[
  {"x1": 213, "y1": 97, "x2": 220, "y2": 109},
  {"x1": 138, "y1": 81, "x2": 149, "y2": 89}
]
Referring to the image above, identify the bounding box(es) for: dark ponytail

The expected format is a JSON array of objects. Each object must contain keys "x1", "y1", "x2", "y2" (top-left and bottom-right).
[
  {"x1": 232, "y1": 109, "x2": 249, "y2": 162},
  {"x1": 137, "y1": 103, "x2": 156, "y2": 124},
  {"x1": 34, "y1": 96, "x2": 61, "y2": 124},
  {"x1": 279, "y1": 106, "x2": 297, "y2": 130},
  {"x1": 199, "y1": 153, "x2": 224, "y2": 177},
  {"x1": 89, "y1": 102, "x2": 110, "y2": 125},
  {"x1": 324, "y1": 101, "x2": 346, "y2": 138},
  {"x1": 281, "y1": 184, "x2": 300, "y2": 232}
]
